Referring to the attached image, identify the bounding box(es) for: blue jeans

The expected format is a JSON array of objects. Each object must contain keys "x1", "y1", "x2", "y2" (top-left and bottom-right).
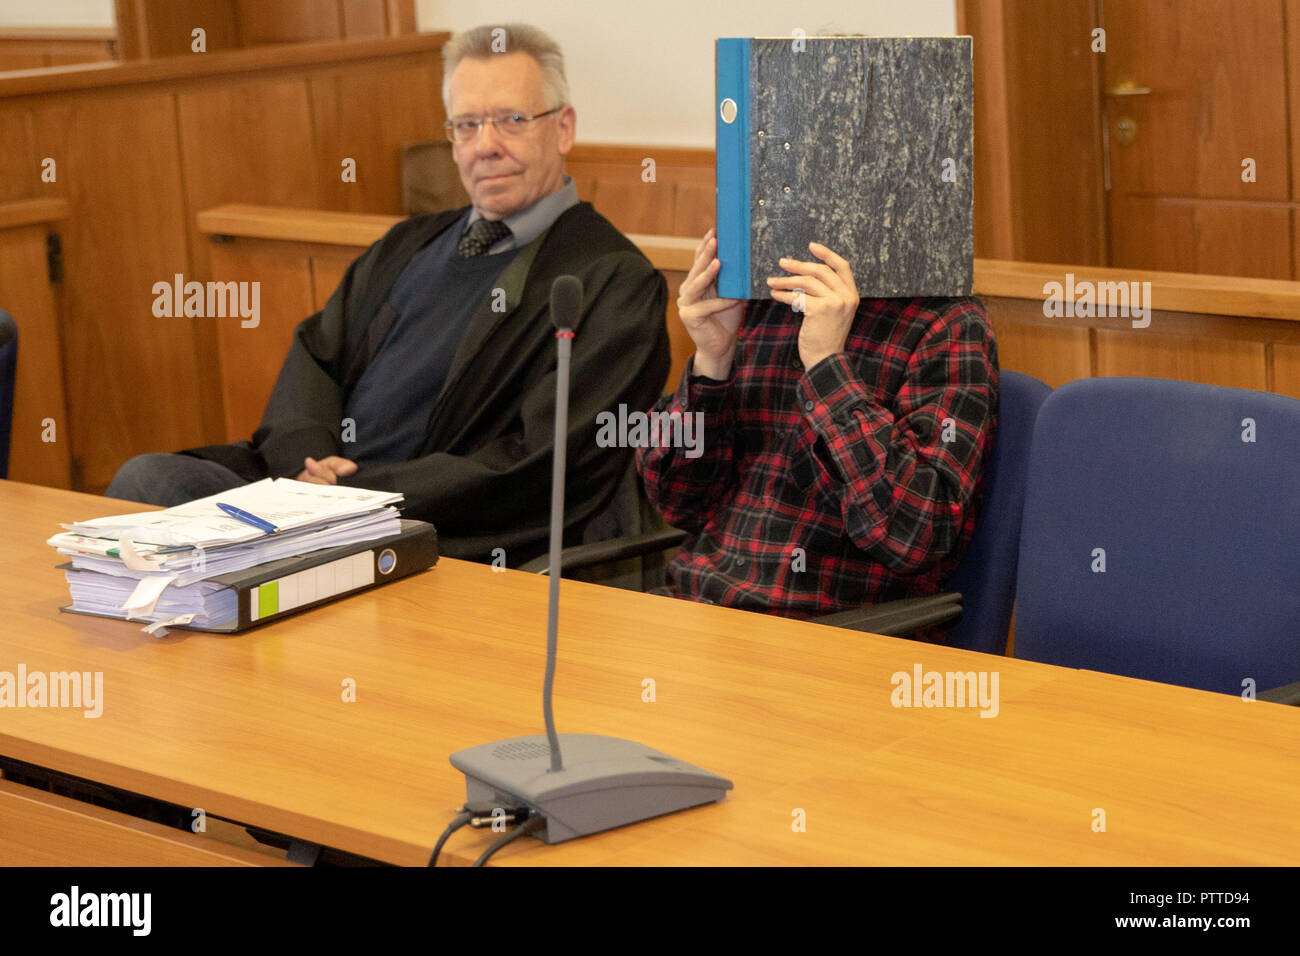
[{"x1": 105, "y1": 453, "x2": 252, "y2": 507}]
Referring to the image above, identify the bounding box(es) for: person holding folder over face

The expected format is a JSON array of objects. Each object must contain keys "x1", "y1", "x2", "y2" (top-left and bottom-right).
[{"x1": 636, "y1": 229, "x2": 997, "y2": 633}]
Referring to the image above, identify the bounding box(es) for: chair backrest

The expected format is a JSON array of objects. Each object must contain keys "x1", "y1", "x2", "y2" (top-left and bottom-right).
[
  {"x1": 943, "y1": 370, "x2": 1051, "y2": 654},
  {"x1": 0, "y1": 310, "x2": 16, "y2": 480},
  {"x1": 401, "y1": 140, "x2": 470, "y2": 216},
  {"x1": 1013, "y1": 377, "x2": 1300, "y2": 695}
]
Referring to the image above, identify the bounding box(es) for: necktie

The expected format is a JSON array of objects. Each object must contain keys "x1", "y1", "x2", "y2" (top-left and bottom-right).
[{"x1": 456, "y1": 218, "x2": 512, "y2": 257}]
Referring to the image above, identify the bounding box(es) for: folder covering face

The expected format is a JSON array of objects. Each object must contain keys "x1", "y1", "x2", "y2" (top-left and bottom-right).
[{"x1": 715, "y1": 35, "x2": 974, "y2": 299}]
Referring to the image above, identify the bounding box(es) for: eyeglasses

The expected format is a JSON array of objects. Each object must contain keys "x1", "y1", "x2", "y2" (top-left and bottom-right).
[{"x1": 443, "y1": 107, "x2": 563, "y2": 143}]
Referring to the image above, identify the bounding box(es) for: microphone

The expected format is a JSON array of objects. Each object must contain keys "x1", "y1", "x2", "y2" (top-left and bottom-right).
[
  {"x1": 549, "y1": 274, "x2": 583, "y2": 334},
  {"x1": 449, "y1": 275, "x2": 732, "y2": 848},
  {"x1": 542, "y1": 275, "x2": 583, "y2": 772}
]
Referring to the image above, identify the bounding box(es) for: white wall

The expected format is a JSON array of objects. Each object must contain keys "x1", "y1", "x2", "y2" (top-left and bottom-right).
[
  {"x1": 0, "y1": 0, "x2": 114, "y2": 27},
  {"x1": 418, "y1": 0, "x2": 958, "y2": 146}
]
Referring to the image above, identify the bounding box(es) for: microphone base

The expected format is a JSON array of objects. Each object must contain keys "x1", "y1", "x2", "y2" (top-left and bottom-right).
[{"x1": 449, "y1": 733, "x2": 733, "y2": 845}]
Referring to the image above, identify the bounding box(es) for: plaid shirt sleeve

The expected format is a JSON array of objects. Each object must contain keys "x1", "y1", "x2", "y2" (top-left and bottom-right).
[
  {"x1": 797, "y1": 300, "x2": 996, "y2": 573},
  {"x1": 635, "y1": 355, "x2": 741, "y2": 534}
]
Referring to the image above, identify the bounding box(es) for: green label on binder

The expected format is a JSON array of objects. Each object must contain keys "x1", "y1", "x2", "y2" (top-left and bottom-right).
[{"x1": 258, "y1": 581, "x2": 279, "y2": 618}]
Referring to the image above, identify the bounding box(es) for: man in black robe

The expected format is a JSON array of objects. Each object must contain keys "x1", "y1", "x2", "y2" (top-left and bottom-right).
[{"x1": 107, "y1": 23, "x2": 669, "y2": 564}]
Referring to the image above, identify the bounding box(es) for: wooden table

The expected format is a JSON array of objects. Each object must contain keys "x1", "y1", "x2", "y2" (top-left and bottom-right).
[{"x1": 3, "y1": 480, "x2": 1298, "y2": 865}]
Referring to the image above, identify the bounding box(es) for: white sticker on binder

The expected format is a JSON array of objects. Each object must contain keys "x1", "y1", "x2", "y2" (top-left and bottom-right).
[{"x1": 250, "y1": 551, "x2": 375, "y2": 621}]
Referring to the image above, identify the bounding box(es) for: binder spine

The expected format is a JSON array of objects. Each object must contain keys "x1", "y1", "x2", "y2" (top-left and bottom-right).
[
  {"x1": 230, "y1": 523, "x2": 438, "y2": 631},
  {"x1": 244, "y1": 550, "x2": 377, "y2": 626},
  {"x1": 715, "y1": 38, "x2": 750, "y2": 299}
]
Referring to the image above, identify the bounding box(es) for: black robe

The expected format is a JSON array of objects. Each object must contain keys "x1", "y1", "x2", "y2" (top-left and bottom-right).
[{"x1": 181, "y1": 202, "x2": 669, "y2": 564}]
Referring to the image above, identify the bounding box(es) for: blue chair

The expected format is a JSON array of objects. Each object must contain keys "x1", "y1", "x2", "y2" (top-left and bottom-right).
[
  {"x1": 942, "y1": 370, "x2": 1051, "y2": 654},
  {"x1": 1013, "y1": 377, "x2": 1300, "y2": 698},
  {"x1": 0, "y1": 310, "x2": 16, "y2": 480}
]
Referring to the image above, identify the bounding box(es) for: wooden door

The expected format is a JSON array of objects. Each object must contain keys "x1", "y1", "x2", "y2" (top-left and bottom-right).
[{"x1": 1101, "y1": 0, "x2": 1292, "y2": 279}]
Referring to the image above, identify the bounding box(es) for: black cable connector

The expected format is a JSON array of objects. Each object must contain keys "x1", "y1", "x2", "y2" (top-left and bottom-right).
[
  {"x1": 468, "y1": 805, "x2": 530, "y2": 829},
  {"x1": 428, "y1": 802, "x2": 538, "y2": 866}
]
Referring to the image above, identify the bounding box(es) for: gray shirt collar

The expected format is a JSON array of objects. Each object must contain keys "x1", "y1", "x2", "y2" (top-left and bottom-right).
[{"x1": 464, "y1": 175, "x2": 579, "y2": 254}]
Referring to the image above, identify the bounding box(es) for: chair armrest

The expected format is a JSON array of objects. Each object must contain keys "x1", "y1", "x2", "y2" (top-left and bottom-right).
[
  {"x1": 519, "y1": 528, "x2": 687, "y2": 575},
  {"x1": 810, "y1": 593, "x2": 963, "y2": 637},
  {"x1": 1257, "y1": 680, "x2": 1300, "y2": 706}
]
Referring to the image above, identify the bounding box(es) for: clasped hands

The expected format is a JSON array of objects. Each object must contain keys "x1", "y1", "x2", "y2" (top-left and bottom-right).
[
  {"x1": 296, "y1": 455, "x2": 357, "y2": 485},
  {"x1": 677, "y1": 227, "x2": 860, "y2": 380}
]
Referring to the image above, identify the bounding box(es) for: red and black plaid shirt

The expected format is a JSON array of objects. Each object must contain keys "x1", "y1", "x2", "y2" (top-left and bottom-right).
[{"x1": 636, "y1": 296, "x2": 998, "y2": 618}]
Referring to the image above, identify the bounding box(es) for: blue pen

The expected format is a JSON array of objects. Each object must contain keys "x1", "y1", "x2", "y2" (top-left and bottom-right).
[{"x1": 217, "y1": 502, "x2": 280, "y2": 535}]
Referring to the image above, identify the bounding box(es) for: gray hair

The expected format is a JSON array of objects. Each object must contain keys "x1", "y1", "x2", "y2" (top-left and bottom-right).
[{"x1": 441, "y1": 23, "x2": 571, "y2": 113}]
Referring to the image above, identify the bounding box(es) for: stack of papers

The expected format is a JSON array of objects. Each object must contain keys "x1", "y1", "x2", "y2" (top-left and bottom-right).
[
  {"x1": 64, "y1": 574, "x2": 238, "y2": 630},
  {"x1": 48, "y1": 479, "x2": 404, "y2": 628}
]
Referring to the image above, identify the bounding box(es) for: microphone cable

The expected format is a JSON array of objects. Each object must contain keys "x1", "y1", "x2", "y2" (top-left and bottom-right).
[
  {"x1": 428, "y1": 803, "x2": 537, "y2": 866},
  {"x1": 472, "y1": 815, "x2": 546, "y2": 867},
  {"x1": 427, "y1": 808, "x2": 472, "y2": 866}
]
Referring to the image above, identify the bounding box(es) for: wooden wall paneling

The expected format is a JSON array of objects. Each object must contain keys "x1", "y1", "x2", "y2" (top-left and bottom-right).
[
  {"x1": 1002, "y1": 0, "x2": 1106, "y2": 265},
  {"x1": 955, "y1": 0, "x2": 1016, "y2": 260},
  {"x1": 589, "y1": 179, "x2": 676, "y2": 236},
  {"x1": 567, "y1": 144, "x2": 713, "y2": 172},
  {"x1": 47, "y1": 42, "x2": 116, "y2": 67},
  {"x1": 1109, "y1": 197, "x2": 1292, "y2": 281},
  {"x1": 132, "y1": 0, "x2": 242, "y2": 57},
  {"x1": 29, "y1": 95, "x2": 202, "y2": 494},
  {"x1": 0, "y1": 109, "x2": 38, "y2": 203},
  {"x1": 1269, "y1": 344, "x2": 1300, "y2": 400},
  {"x1": 113, "y1": 1, "x2": 145, "y2": 60},
  {"x1": 567, "y1": 156, "x2": 714, "y2": 184},
  {"x1": 571, "y1": 175, "x2": 598, "y2": 204},
  {"x1": 117, "y1": 0, "x2": 416, "y2": 55},
  {"x1": 238, "y1": 0, "x2": 416, "y2": 44},
  {"x1": 0, "y1": 221, "x2": 72, "y2": 487},
  {"x1": 174, "y1": 78, "x2": 322, "y2": 452},
  {"x1": 383, "y1": 0, "x2": 417, "y2": 36},
  {"x1": 199, "y1": 203, "x2": 407, "y2": 245},
  {"x1": 671, "y1": 181, "x2": 714, "y2": 240},
  {"x1": 236, "y1": 0, "x2": 342, "y2": 47},
  {"x1": 1290, "y1": 1, "x2": 1300, "y2": 212},
  {"x1": 1095, "y1": 328, "x2": 1268, "y2": 391},
  {"x1": 208, "y1": 240, "x2": 318, "y2": 442},
  {"x1": 567, "y1": 146, "x2": 714, "y2": 237},
  {"x1": 341, "y1": 0, "x2": 387, "y2": 38},
  {"x1": 974, "y1": 257, "x2": 1300, "y2": 320},
  {"x1": 0, "y1": 36, "x2": 449, "y2": 492},
  {"x1": 0, "y1": 52, "x2": 48, "y2": 72},
  {"x1": 308, "y1": 60, "x2": 444, "y2": 213},
  {"x1": 176, "y1": 77, "x2": 322, "y2": 282},
  {"x1": 981, "y1": 297, "x2": 1094, "y2": 387},
  {"x1": 0, "y1": 30, "x2": 116, "y2": 71}
]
